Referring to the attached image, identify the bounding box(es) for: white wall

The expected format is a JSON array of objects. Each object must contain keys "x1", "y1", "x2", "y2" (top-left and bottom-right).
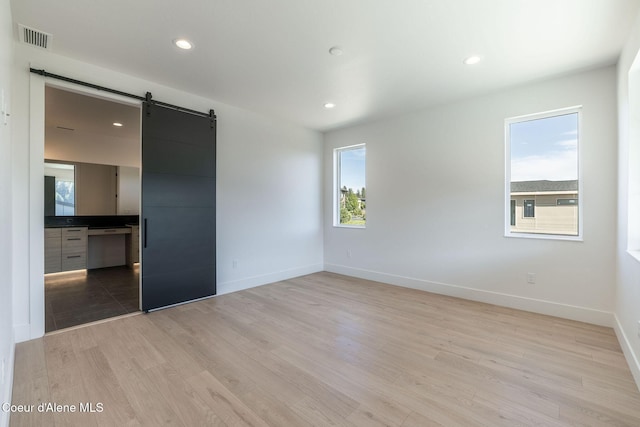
[
  {"x1": 324, "y1": 66, "x2": 618, "y2": 326},
  {"x1": 117, "y1": 166, "x2": 140, "y2": 215},
  {"x1": 44, "y1": 163, "x2": 74, "y2": 182},
  {"x1": 11, "y1": 44, "x2": 324, "y2": 342},
  {"x1": 45, "y1": 125, "x2": 140, "y2": 168},
  {"x1": 615, "y1": 9, "x2": 640, "y2": 388},
  {"x1": 0, "y1": 0, "x2": 12, "y2": 425},
  {"x1": 75, "y1": 163, "x2": 117, "y2": 215}
]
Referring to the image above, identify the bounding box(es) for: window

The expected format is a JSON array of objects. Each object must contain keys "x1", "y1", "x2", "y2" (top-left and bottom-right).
[
  {"x1": 523, "y1": 200, "x2": 535, "y2": 218},
  {"x1": 506, "y1": 107, "x2": 581, "y2": 238},
  {"x1": 626, "y1": 51, "x2": 640, "y2": 258},
  {"x1": 334, "y1": 144, "x2": 366, "y2": 227},
  {"x1": 510, "y1": 200, "x2": 516, "y2": 226},
  {"x1": 557, "y1": 198, "x2": 578, "y2": 206},
  {"x1": 44, "y1": 162, "x2": 75, "y2": 216}
]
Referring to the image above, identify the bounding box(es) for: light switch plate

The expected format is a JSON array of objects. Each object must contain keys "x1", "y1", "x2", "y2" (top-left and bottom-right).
[{"x1": 1, "y1": 89, "x2": 7, "y2": 125}]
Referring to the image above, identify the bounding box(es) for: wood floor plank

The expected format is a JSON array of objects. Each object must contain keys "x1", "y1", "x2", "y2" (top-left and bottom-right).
[
  {"x1": 9, "y1": 340, "x2": 53, "y2": 427},
  {"x1": 272, "y1": 345, "x2": 413, "y2": 426},
  {"x1": 11, "y1": 272, "x2": 640, "y2": 426},
  {"x1": 154, "y1": 310, "x2": 315, "y2": 427},
  {"x1": 290, "y1": 396, "x2": 359, "y2": 427},
  {"x1": 400, "y1": 410, "x2": 445, "y2": 427},
  {"x1": 185, "y1": 370, "x2": 267, "y2": 427},
  {"x1": 74, "y1": 346, "x2": 141, "y2": 426},
  {"x1": 80, "y1": 320, "x2": 182, "y2": 426},
  {"x1": 124, "y1": 314, "x2": 205, "y2": 379},
  {"x1": 140, "y1": 363, "x2": 223, "y2": 426},
  {"x1": 44, "y1": 334, "x2": 99, "y2": 427}
]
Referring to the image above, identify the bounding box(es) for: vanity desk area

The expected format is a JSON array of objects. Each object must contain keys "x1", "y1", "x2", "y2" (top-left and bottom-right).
[
  {"x1": 88, "y1": 225, "x2": 139, "y2": 269},
  {"x1": 45, "y1": 215, "x2": 140, "y2": 273}
]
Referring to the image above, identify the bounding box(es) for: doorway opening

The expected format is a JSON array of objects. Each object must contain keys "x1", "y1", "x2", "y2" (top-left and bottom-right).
[{"x1": 44, "y1": 85, "x2": 142, "y2": 332}]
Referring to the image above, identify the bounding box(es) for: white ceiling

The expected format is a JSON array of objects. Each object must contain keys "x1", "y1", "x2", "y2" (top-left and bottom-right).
[
  {"x1": 12, "y1": 0, "x2": 640, "y2": 131},
  {"x1": 45, "y1": 86, "x2": 140, "y2": 142}
]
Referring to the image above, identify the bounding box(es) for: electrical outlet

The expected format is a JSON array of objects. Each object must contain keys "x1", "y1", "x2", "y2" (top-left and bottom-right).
[
  {"x1": 526, "y1": 273, "x2": 536, "y2": 284},
  {"x1": 637, "y1": 321, "x2": 640, "y2": 339},
  {"x1": 232, "y1": 259, "x2": 238, "y2": 269},
  {"x1": 347, "y1": 249, "x2": 352, "y2": 258}
]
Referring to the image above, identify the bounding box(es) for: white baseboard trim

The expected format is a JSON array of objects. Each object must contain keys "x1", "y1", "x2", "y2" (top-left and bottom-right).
[
  {"x1": 217, "y1": 264, "x2": 324, "y2": 296},
  {"x1": 1, "y1": 330, "x2": 15, "y2": 427},
  {"x1": 324, "y1": 264, "x2": 613, "y2": 327},
  {"x1": 613, "y1": 314, "x2": 640, "y2": 392},
  {"x1": 12, "y1": 324, "x2": 31, "y2": 345}
]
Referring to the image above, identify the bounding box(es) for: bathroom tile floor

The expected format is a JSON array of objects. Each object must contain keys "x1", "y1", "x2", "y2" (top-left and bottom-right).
[{"x1": 45, "y1": 265, "x2": 139, "y2": 332}]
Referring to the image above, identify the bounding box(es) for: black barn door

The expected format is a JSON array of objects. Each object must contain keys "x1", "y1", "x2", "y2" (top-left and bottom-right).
[{"x1": 141, "y1": 102, "x2": 216, "y2": 311}]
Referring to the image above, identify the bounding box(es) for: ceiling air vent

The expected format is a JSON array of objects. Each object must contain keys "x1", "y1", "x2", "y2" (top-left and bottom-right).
[{"x1": 18, "y1": 24, "x2": 52, "y2": 50}]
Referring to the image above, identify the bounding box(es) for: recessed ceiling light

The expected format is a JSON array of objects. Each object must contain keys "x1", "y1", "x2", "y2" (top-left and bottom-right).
[
  {"x1": 329, "y1": 46, "x2": 343, "y2": 56},
  {"x1": 324, "y1": 103, "x2": 336, "y2": 109},
  {"x1": 113, "y1": 122, "x2": 123, "y2": 127},
  {"x1": 463, "y1": 55, "x2": 482, "y2": 65},
  {"x1": 174, "y1": 39, "x2": 193, "y2": 50}
]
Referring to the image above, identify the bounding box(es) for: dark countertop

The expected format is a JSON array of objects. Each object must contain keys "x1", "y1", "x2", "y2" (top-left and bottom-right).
[{"x1": 45, "y1": 215, "x2": 139, "y2": 229}]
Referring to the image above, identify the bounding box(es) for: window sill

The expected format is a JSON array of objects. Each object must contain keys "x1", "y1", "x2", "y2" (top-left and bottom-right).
[
  {"x1": 627, "y1": 250, "x2": 640, "y2": 263},
  {"x1": 504, "y1": 232, "x2": 583, "y2": 242},
  {"x1": 334, "y1": 225, "x2": 366, "y2": 229}
]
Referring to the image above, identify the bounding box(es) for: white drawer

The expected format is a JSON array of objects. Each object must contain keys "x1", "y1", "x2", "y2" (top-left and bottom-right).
[
  {"x1": 62, "y1": 235, "x2": 87, "y2": 251},
  {"x1": 88, "y1": 228, "x2": 131, "y2": 236},
  {"x1": 62, "y1": 228, "x2": 87, "y2": 249},
  {"x1": 62, "y1": 227, "x2": 88, "y2": 238}
]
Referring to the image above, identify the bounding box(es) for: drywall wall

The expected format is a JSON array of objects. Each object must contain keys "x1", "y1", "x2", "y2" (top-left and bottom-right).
[
  {"x1": 324, "y1": 65, "x2": 617, "y2": 326},
  {"x1": 11, "y1": 44, "x2": 323, "y2": 342},
  {"x1": 0, "y1": 0, "x2": 12, "y2": 425},
  {"x1": 616, "y1": 8, "x2": 640, "y2": 388},
  {"x1": 117, "y1": 166, "x2": 140, "y2": 215},
  {"x1": 45, "y1": 125, "x2": 140, "y2": 168},
  {"x1": 75, "y1": 163, "x2": 117, "y2": 215}
]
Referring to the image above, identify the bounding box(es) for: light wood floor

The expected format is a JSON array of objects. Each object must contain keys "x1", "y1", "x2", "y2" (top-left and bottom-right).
[{"x1": 10, "y1": 272, "x2": 640, "y2": 426}]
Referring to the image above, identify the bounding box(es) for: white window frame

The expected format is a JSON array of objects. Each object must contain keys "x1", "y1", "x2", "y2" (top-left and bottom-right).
[
  {"x1": 626, "y1": 50, "x2": 640, "y2": 261},
  {"x1": 333, "y1": 143, "x2": 366, "y2": 228},
  {"x1": 504, "y1": 106, "x2": 583, "y2": 241}
]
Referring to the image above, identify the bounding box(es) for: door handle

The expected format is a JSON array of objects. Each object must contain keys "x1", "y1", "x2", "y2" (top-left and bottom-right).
[{"x1": 144, "y1": 218, "x2": 148, "y2": 248}]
